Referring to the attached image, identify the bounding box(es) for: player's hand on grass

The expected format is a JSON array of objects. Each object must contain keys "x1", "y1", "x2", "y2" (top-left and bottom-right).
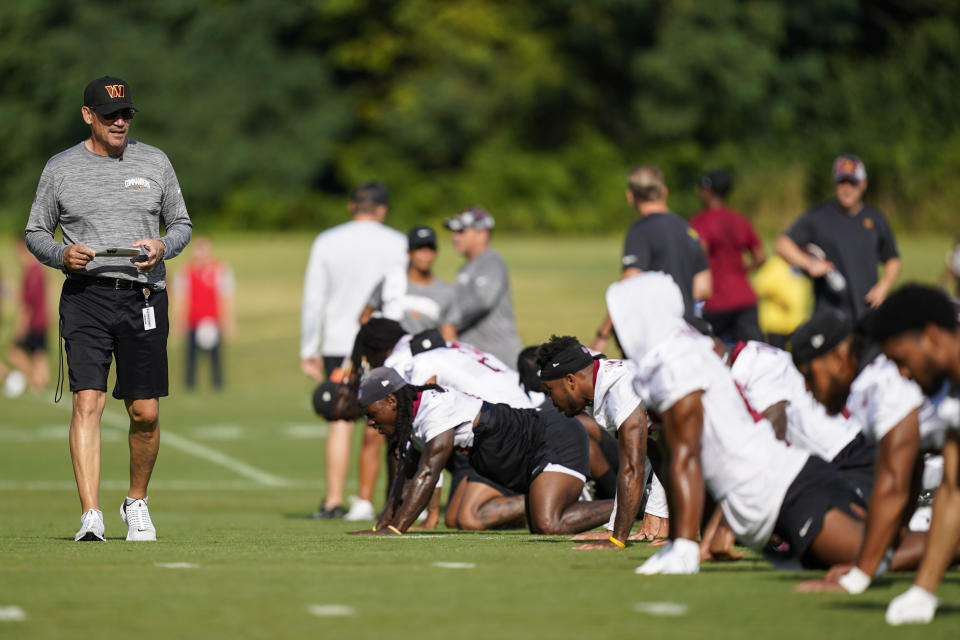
[
  {"x1": 570, "y1": 530, "x2": 610, "y2": 541},
  {"x1": 825, "y1": 564, "x2": 855, "y2": 582},
  {"x1": 701, "y1": 548, "x2": 745, "y2": 562},
  {"x1": 347, "y1": 529, "x2": 376, "y2": 535},
  {"x1": 573, "y1": 540, "x2": 624, "y2": 550},
  {"x1": 794, "y1": 578, "x2": 847, "y2": 593}
]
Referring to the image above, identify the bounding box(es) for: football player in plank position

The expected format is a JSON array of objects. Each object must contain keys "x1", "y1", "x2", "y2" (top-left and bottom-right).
[
  {"x1": 605, "y1": 272, "x2": 931, "y2": 575},
  {"x1": 348, "y1": 321, "x2": 618, "y2": 530},
  {"x1": 535, "y1": 336, "x2": 649, "y2": 550},
  {"x1": 862, "y1": 285, "x2": 960, "y2": 625},
  {"x1": 789, "y1": 307, "x2": 959, "y2": 604},
  {"x1": 354, "y1": 367, "x2": 613, "y2": 535}
]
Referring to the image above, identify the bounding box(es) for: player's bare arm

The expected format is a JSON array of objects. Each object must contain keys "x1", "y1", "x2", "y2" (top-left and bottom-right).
[
  {"x1": 762, "y1": 400, "x2": 789, "y2": 441},
  {"x1": 385, "y1": 431, "x2": 453, "y2": 533}
]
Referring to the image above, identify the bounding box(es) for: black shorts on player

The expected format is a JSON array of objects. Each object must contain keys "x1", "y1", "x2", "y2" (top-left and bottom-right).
[
  {"x1": 774, "y1": 456, "x2": 866, "y2": 568},
  {"x1": 60, "y1": 277, "x2": 169, "y2": 399}
]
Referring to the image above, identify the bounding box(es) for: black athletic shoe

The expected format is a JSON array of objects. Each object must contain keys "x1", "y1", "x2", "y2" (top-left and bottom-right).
[{"x1": 312, "y1": 504, "x2": 346, "y2": 519}]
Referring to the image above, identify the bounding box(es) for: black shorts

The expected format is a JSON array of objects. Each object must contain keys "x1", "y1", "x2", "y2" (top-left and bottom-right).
[
  {"x1": 16, "y1": 330, "x2": 48, "y2": 354},
  {"x1": 774, "y1": 456, "x2": 866, "y2": 568},
  {"x1": 322, "y1": 355, "x2": 345, "y2": 379},
  {"x1": 830, "y1": 432, "x2": 876, "y2": 501},
  {"x1": 703, "y1": 306, "x2": 763, "y2": 343},
  {"x1": 446, "y1": 455, "x2": 518, "y2": 502},
  {"x1": 469, "y1": 402, "x2": 590, "y2": 494},
  {"x1": 60, "y1": 278, "x2": 169, "y2": 400}
]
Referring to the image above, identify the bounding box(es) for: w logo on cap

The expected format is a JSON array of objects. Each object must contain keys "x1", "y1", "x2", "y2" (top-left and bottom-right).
[{"x1": 104, "y1": 84, "x2": 125, "y2": 99}]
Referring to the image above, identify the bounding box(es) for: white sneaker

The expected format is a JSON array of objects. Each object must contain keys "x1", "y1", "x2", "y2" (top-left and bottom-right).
[
  {"x1": 343, "y1": 497, "x2": 376, "y2": 522},
  {"x1": 74, "y1": 509, "x2": 106, "y2": 542},
  {"x1": 635, "y1": 539, "x2": 700, "y2": 575},
  {"x1": 886, "y1": 586, "x2": 938, "y2": 626},
  {"x1": 121, "y1": 497, "x2": 157, "y2": 541}
]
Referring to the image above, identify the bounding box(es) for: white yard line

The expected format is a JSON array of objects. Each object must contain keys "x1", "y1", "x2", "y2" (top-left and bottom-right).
[
  {"x1": 13, "y1": 397, "x2": 293, "y2": 487},
  {"x1": 306, "y1": 604, "x2": 356, "y2": 617},
  {"x1": 0, "y1": 606, "x2": 26, "y2": 622}
]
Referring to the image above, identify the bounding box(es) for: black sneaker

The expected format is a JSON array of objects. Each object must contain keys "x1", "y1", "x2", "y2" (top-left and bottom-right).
[{"x1": 312, "y1": 504, "x2": 346, "y2": 519}]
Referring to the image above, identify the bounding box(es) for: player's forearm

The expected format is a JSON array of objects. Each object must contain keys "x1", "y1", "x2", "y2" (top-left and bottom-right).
[
  {"x1": 391, "y1": 467, "x2": 440, "y2": 531},
  {"x1": 915, "y1": 433, "x2": 960, "y2": 592},
  {"x1": 612, "y1": 465, "x2": 643, "y2": 542},
  {"x1": 857, "y1": 470, "x2": 911, "y2": 576}
]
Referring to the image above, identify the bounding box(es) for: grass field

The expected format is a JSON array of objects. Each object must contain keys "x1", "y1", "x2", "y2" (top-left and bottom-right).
[{"x1": 0, "y1": 232, "x2": 957, "y2": 639}]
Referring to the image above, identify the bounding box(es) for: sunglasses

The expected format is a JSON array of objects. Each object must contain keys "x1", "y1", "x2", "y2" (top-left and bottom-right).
[{"x1": 97, "y1": 108, "x2": 135, "y2": 122}]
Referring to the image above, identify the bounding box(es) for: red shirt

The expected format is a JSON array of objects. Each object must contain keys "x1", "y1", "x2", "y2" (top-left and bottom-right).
[
  {"x1": 182, "y1": 260, "x2": 231, "y2": 329},
  {"x1": 689, "y1": 206, "x2": 761, "y2": 312},
  {"x1": 22, "y1": 262, "x2": 48, "y2": 332}
]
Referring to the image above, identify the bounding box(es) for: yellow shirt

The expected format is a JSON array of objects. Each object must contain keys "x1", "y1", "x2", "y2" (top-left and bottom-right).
[{"x1": 752, "y1": 256, "x2": 812, "y2": 335}]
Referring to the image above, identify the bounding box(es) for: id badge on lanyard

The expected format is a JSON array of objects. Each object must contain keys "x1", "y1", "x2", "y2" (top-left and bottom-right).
[{"x1": 142, "y1": 288, "x2": 156, "y2": 331}]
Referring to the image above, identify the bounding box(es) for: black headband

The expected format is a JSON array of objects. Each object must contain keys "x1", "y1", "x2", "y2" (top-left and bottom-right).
[{"x1": 538, "y1": 343, "x2": 594, "y2": 381}]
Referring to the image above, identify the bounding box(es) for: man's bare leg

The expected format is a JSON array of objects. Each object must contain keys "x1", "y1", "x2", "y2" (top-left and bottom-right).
[
  {"x1": 357, "y1": 427, "x2": 385, "y2": 503},
  {"x1": 527, "y1": 471, "x2": 613, "y2": 535},
  {"x1": 125, "y1": 398, "x2": 159, "y2": 499},
  {"x1": 324, "y1": 419, "x2": 353, "y2": 510},
  {"x1": 70, "y1": 390, "x2": 106, "y2": 512},
  {"x1": 456, "y1": 481, "x2": 525, "y2": 530}
]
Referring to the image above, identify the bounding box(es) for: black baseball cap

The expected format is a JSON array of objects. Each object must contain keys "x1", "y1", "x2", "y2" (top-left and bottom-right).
[
  {"x1": 408, "y1": 226, "x2": 437, "y2": 250},
  {"x1": 83, "y1": 76, "x2": 137, "y2": 114},
  {"x1": 833, "y1": 155, "x2": 867, "y2": 184},
  {"x1": 788, "y1": 308, "x2": 854, "y2": 366},
  {"x1": 444, "y1": 207, "x2": 495, "y2": 232},
  {"x1": 357, "y1": 367, "x2": 407, "y2": 407}
]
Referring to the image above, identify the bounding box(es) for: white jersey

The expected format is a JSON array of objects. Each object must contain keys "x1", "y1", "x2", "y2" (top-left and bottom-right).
[
  {"x1": 592, "y1": 358, "x2": 643, "y2": 434},
  {"x1": 300, "y1": 220, "x2": 407, "y2": 358},
  {"x1": 847, "y1": 354, "x2": 931, "y2": 446},
  {"x1": 383, "y1": 334, "x2": 414, "y2": 373},
  {"x1": 395, "y1": 341, "x2": 535, "y2": 409},
  {"x1": 410, "y1": 388, "x2": 483, "y2": 453},
  {"x1": 730, "y1": 341, "x2": 859, "y2": 462},
  {"x1": 606, "y1": 272, "x2": 687, "y2": 360},
  {"x1": 608, "y1": 274, "x2": 808, "y2": 548}
]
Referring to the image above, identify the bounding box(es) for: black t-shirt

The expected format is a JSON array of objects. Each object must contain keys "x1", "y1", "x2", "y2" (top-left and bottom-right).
[
  {"x1": 786, "y1": 200, "x2": 898, "y2": 321},
  {"x1": 621, "y1": 212, "x2": 709, "y2": 313}
]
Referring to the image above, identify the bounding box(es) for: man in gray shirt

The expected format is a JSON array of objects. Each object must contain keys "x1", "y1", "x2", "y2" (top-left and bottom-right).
[
  {"x1": 360, "y1": 225, "x2": 459, "y2": 339},
  {"x1": 445, "y1": 208, "x2": 521, "y2": 367},
  {"x1": 24, "y1": 76, "x2": 192, "y2": 542}
]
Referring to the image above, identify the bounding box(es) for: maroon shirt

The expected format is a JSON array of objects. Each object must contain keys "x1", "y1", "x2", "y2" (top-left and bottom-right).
[
  {"x1": 22, "y1": 261, "x2": 48, "y2": 332},
  {"x1": 690, "y1": 206, "x2": 761, "y2": 312}
]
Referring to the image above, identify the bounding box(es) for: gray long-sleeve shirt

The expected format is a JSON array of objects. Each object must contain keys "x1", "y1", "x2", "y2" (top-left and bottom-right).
[
  {"x1": 25, "y1": 140, "x2": 192, "y2": 289},
  {"x1": 454, "y1": 249, "x2": 521, "y2": 368}
]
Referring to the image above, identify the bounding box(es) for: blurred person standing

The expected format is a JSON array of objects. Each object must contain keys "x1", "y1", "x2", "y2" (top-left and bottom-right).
[
  {"x1": 690, "y1": 170, "x2": 764, "y2": 343},
  {"x1": 175, "y1": 236, "x2": 234, "y2": 390},
  {"x1": 593, "y1": 165, "x2": 711, "y2": 351},
  {"x1": 6, "y1": 238, "x2": 50, "y2": 393},
  {"x1": 300, "y1": 182, "x2": 407, "y2": 518},
  {"x1": 941, "y1": 235, "x2": 960, "y2": 298},
  {"x1": 359, "y1": 225, "x2": 458, "y2": 340},
  {"x1": 24, "y1": 75, "x2": 192, "y2": 542},
  {"x1": 775, "y1": 155, "x2": 900, "y2": 321},
  {"x1": 445, "y1": 208, "x2": 522, "y2": 367}
]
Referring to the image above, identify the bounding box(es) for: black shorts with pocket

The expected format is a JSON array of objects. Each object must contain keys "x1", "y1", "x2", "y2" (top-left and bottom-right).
[
  {"x1": 774, "y1": 455, "x2": 866, "y2": 568},
  {"x1": 446, "y1": 454, "x2": 518, "y2": 502},
  {"x1": 469, "y1": 402, "x2": 590, "y2": 494},
  {"x1": 60, "y1": 277, "x2": 169, "y2": 400}
]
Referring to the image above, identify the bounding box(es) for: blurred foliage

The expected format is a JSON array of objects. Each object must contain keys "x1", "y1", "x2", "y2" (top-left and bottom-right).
[{"x1": 1, "y1": 0, "x2": 958, "y2": 234}]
